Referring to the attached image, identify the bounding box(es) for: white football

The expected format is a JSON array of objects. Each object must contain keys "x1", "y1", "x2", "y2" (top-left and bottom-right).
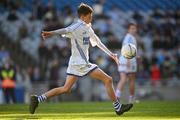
[{"x1": 121, "y1": 43, "x2": 137, "y2": 59}]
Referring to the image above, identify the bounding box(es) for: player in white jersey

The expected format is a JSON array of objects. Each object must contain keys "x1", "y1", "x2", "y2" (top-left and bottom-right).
[
  {"x1": 115, "y1": 23, "x2": 138, "y2": 103},
  {"x1": 29, "y1": 3, "x2": 133, "y2": 115}
]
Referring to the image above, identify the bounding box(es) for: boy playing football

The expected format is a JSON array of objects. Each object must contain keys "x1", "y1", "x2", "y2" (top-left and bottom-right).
[{"x1": 29, "y1": 3, "x2": 133, "y2": 115}]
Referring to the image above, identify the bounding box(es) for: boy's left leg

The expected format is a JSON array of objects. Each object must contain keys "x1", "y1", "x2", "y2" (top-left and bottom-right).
[
  {"x1": 29, "y1": 75, "x2": 78, "y2": 114},
  {"x1": 89, "y1": 68, "x2": 133, "y2": 115}
]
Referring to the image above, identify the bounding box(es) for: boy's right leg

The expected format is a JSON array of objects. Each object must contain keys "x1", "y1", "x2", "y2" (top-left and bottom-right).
[
  {"x1": 89, "y1": 68, "x2": 116, "y2": 102},
  {"x1": 89, "y1": 68, "x2": 133, "y2": 115},
  {"x1": 29, "y1": 75, "x2": 78, "y2": 114}
]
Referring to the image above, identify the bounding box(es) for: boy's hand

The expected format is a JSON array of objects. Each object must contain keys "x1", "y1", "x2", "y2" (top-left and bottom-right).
[
  {"x1": 41, "y1": 31, "x2": 52, "y2": 40},
  {"x1": 110, "y1": 53, "x2": 120, "y2": 66}
]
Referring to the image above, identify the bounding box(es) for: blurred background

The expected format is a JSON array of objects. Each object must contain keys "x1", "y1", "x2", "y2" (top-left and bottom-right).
[{"x1": 0, "y1": 0, "x2": 179, "y2": 104}]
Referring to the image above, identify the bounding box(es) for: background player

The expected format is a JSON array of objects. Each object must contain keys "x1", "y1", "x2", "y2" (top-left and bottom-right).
[
  {"x1": 29, "y1": 3, "x2": 133, "y2": 115},
  {"x1": 115, "y1": 23, "x2": 138, "y2": 103}
]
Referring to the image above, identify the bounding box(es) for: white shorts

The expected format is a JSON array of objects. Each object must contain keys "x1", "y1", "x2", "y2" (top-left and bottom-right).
[
  {"x1": 118, "y1": 63, "x2": 137, "y2": 73},
  {"x1": 118, "y1": 56, "x2": 137, "y2": 73},
  {"x1": 67, "y1": 63, "x2": 98, "y2": 77}
]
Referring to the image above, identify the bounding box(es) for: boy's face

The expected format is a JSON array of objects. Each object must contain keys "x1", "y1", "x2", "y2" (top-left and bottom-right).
[
  {"x1": 128, "y1": 25, "x2": 137, "y2": 35},
  {"x1": 81, "y1": 13, "x2": 92, "y2": 24}
]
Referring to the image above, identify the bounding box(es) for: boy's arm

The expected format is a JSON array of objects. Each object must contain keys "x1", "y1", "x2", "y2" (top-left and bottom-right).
[
  {"x1": 42, "y1": 28, "x2": 70, "y2": 40},
  {"x1": 90, "y1": 33, "x2": 119, "y2": 65}
]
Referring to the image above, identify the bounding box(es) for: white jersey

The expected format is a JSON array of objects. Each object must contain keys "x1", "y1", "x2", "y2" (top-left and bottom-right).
[
  {"x1": 122, "y1": 33, "x2": 137, "y2": 47},
  {"x1": 53, "y1": 19, "x2": 112, "y2": 76},
  {"x1": 118, "y1": 33, "x2": 137, "y2": 73},
  {"x1": 62, "y1": 19, "x2": 98, "y2": 65}
]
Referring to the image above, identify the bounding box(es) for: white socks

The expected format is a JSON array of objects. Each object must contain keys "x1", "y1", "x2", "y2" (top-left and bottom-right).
[
  {"x1": 115, "y1": 89, "x2": 122, "y2": 98},
  {"x1": 129, "y1": 95, "x2": 135, "y2": 103}
]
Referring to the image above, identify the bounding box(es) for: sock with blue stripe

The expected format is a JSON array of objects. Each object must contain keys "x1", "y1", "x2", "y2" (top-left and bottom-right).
[
  {"x1": 38, "y1": 94, "x2": 47, "y2": 103},
  {"x1": 113, "y1": 99, "x2": 122, "y2": 112}
]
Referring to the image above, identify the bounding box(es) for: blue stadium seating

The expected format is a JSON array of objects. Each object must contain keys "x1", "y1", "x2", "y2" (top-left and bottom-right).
[{"x1": 0, "y1": 0, "x2": 179, "y2": 13}]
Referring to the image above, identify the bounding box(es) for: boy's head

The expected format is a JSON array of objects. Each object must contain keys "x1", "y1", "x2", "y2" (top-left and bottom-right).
[
  {"x1": 127, "y1": 23, "x2": 137, "y2": 35},
  {"x1": 77, "y1": 3, "x2": 93, "y2": 24}
]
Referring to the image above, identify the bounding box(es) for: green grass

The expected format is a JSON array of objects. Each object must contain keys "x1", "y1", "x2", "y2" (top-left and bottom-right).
[{"x1": 0, "y1": 101, "x2": 180, "y2": 120}]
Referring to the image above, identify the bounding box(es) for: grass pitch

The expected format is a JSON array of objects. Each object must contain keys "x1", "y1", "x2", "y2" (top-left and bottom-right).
[{"x1": 0, "y1": 101, "x2": 180, "y2": 120}]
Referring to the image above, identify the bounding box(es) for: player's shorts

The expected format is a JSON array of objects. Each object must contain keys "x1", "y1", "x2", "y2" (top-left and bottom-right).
[
  {"x1": 67, "y1": 63, "x2": 98, "y2": 77},
  {"x1": 118, "y1": 56, "x2": 137, "y2": 73}
]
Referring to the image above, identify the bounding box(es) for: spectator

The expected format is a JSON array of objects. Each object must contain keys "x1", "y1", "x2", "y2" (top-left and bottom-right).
[
  {"x1": 38, "y1": 41, "x2": 48, "y2": 69},
  {"x1": 152, "y1": 34, "x2": 163, "y2": 50},
  {"x1": 150, "y1": 62, "x2": 161, "y2": 86},
  {"x1": 48, "y1": 59, "x2": 60, "y2": 102},
  {"x1": 48, "y1": 59, "x2": 60, "y2": 90},
  {"x1": 7, "y1": 8, "x2": 18, "y2": 21},
  {"x1": 31, "y1": 65, "x2": 42, "y2": 82},
  {"x1": 0, "y1": 59, "x2": 16, "y2": 103}
]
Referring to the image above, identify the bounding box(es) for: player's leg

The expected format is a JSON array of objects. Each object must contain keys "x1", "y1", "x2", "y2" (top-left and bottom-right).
[
  {"x1": 43, "y1": 75, "x2": 78, "y2": 98},
  {"x1": 128, "y1": 73, "x2": 136, "y2": 103},
  {"x1": 89, "y1": 68, "x2": 133, "y2": 115},
  {"x1": 115, "y1": 72, "x2": 128, "y2": 98},
  {"x1": 29, "y1": 75, "x2": 78, "y2": 114},
  {"x1": 89, "y1": 68, "x2": 116, "y2": 102}
]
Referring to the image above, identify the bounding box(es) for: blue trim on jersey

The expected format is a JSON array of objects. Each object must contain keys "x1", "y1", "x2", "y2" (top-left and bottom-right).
[
  {"x1": 128, "y1": 36, "x2": 133, "y2": 44},
  {"x1": 84, "y1": 66, "x2": 98, "y2": 76},
  {"x1": 67, "y1": 73, "x2": 81, "y2": 77},
  {"x1": 83, "y1": 37, "x2": 90, "y2": 45},
  {"x1": 68, "y1": 22, "x2": 77, "y2": 27},
  {"x1": 74, "y1": 39, "x2": 89, "y2": 64},
  {"x1": 72, "y1": 22, "x2": 83, "y2": 31}
]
